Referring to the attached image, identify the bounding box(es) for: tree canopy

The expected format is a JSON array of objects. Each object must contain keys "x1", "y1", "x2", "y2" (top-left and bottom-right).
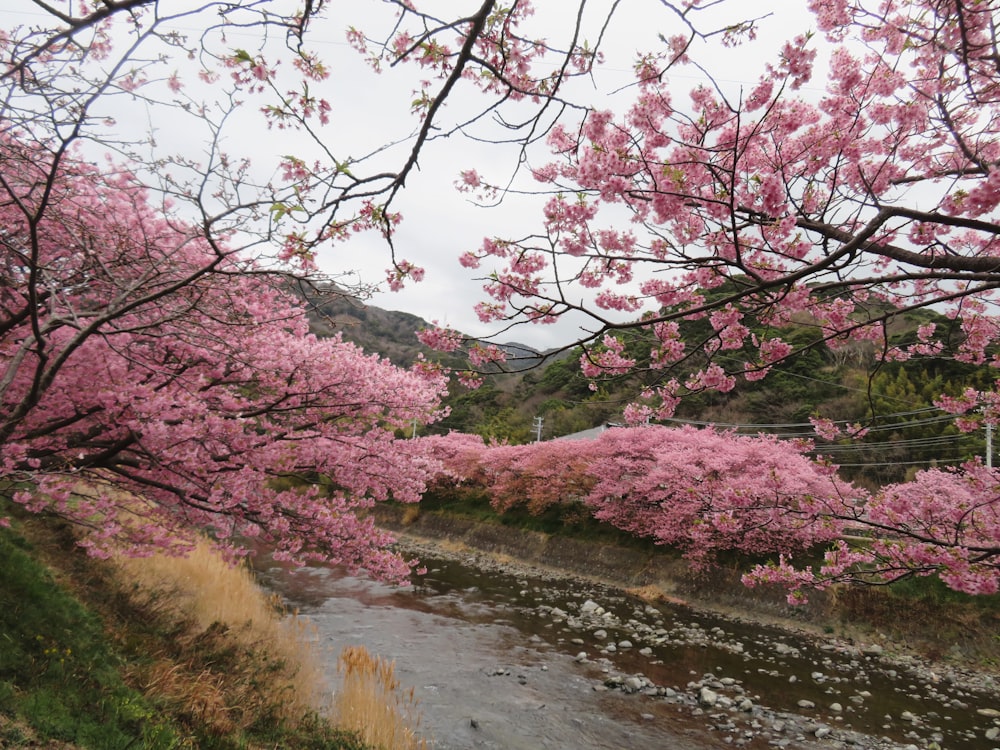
[
  {"x1": 0, "y1": 137, "x2": 446, "y2": 580},
  {"x1": 416, "y1": 2, "x2": 1000, "y2": 427},
  {"x1": 422, "y1": 427, "x2": 1000, "y2": 600}
]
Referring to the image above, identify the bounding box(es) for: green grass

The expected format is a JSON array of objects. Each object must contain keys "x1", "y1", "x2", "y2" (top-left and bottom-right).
[{"x1": 0, "y1": 521, "x2": 180, "y2": 749}]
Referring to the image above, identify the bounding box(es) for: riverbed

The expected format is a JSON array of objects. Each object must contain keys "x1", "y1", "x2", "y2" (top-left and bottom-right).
[{"x1": 257, "y1": 541, "x2": 1000, "y2": 750}]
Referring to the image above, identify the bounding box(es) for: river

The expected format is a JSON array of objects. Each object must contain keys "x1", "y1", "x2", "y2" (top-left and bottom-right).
[{"x1": 256, "y1": 546, "x2": 1000, "y2": 750}]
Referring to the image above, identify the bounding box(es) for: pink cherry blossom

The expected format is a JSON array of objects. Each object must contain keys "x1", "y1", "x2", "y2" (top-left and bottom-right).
[{"x1": 0, "y1": 142, "x2": 447, "y2": 582}]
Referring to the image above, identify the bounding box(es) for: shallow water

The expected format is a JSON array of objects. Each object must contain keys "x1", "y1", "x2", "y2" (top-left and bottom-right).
[{"x1": 257, "y1": 552, "x2": 999, "y2": 750}]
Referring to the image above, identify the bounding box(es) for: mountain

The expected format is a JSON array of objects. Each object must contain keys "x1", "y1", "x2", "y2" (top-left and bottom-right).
[
  {"x1": 494, "y1": 341, "x2": 547, "y2": 371},
  {"x1": 303, "y1": 288, "x2": 552, "y2": 371},
  {"x1": 304, "y1": 290, "x2": 439, "y2": 368}
]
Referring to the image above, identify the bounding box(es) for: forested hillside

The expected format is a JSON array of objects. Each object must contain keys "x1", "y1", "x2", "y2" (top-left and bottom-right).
[{"x1": 314, "y1": 288, "x2": 994, "y2": 490}]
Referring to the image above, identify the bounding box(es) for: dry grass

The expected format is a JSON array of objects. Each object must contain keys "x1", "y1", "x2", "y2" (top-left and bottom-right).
[
  {"x1": 113, "y1": 538, "x2": 327, "y2": 735},
  {"x1": 113, "y1": 538, "x2": 430, "y2": 745},
  {"x1": 420, "y1": 537, "x2": 470, "y2": 555},
  {"x1": 333, "y1": 645, "x2": 428, "y2": 750},
  {"x1": 116, "y1": 539, "x2": 313, "y2": 651},
  {"x1": 625, "y1": 583, "x2": 664, "y2": 602},
  {"x1": 836, "y1": 584, "x2": 1000, "y2": 664},
  {"x1": 8, "y1": 501, "x2": 429, "y2": 747},
  {"x1": 625, "y1": 583, "x2": 689, "y2": 607},
  {"x1": 399, "y1": 504, "x2": 421, "y2": 526}
]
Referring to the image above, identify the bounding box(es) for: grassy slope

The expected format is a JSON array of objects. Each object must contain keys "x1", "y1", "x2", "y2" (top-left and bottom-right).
[{"x1": 0, "y1": 506, "x2": 370, "y2": 750}]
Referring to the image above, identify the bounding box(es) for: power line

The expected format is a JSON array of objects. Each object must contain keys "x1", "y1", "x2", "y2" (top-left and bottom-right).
[
  {"x1": 660, "y1": 405, "x2": 953, "y2": 433},
  {"x1": 812, "y1": 438, "x2": 974, "y2": 457},
  {"x1": 658, "y1": 405, "x2": 987, "y2": 471},
  {"x1": 831, "y1": 458, "x2": 968, "y2": 468}
]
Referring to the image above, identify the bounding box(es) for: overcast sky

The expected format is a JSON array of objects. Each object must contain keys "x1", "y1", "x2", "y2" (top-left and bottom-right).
[
  {"x1": 7, "y1": 0, "x2": 816, "y2": 350},
  {"x1": 303, "y1": 0, "x2": 818, "y2": 349}
]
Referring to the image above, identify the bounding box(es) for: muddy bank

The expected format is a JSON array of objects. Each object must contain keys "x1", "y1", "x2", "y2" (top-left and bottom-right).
[
  {"x1": 375, "y1": 506, "x2": 832, "y2": 624},
  {"x1": 373, "y1": 506, "x2": 1000, "y2": 695}
]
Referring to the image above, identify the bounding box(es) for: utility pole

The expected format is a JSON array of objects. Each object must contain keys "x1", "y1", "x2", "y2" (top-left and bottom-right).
[
  {"x1": 533, "y1": 416, "x2": 544, "y2": 443},
  {"x1": 987, "y1": 422, "x2": 993, "y2": 469}
]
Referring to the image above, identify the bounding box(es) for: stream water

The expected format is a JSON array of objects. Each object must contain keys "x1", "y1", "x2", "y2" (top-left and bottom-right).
[{"x1": 257, "y1": 550, "x2": 1000, "y2": 750}]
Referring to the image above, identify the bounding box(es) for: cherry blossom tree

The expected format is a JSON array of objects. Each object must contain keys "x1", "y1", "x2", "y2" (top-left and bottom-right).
[
  {"x1": 9, "y1": 1, "x2": 1000, "y2": 594},
  {"x1": 415, "y1": 432, "x2": 493, "y2": 488},
  {"x1": 745, "y1": 460, "x2": 1000, "y2": 600},
  {"x1": 1, "y1": 0, "x2": 605, "y2": 291},
  {"x1": 0, "y1": 140, "x2": 447, "y2": 580},
  {"x1": 582, "y1": 426, "x2": 1000, "y2": 600},
  {"x1": 435, "y1": 2, "x2": 1000, "y2": 417},
  {"x1": 426, "y1": 426, "x2": 1000, "y2": 598},
  {"x1": 409, "y1": 1, "x2": 1000, "y2": 597},
  {"x1": 580, "y1": 426, "x2": 853, "y2": 567},
  {"x1": 0, "y1": 0, "x2": 601, "y2": 571},
  {"x1": 474, "y1": 439, "x2": 601, "y2": 514},
  {"x1": 433, "y1": 426, "x2": 855, "y2": 570}
]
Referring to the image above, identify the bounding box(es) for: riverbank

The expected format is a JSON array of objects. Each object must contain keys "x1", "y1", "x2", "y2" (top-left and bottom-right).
[
  {"x1": 375, "y1": 506, "x2": 1000, "y2": 708},
  {"x1": 0, "y1": 507, "x2": 419, "y2": 750},
  {"x1": 344, "y1": 525, "x2": 1000, "y2": 749}
]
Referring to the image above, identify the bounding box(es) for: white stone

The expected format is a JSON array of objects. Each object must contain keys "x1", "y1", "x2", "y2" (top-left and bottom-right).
[
  {"x1": 623, "y1": 676, "x2": 644, "y2": 692},
  {"x1": 698, "y1": 687, "x2": 719, "y2": 707}
]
